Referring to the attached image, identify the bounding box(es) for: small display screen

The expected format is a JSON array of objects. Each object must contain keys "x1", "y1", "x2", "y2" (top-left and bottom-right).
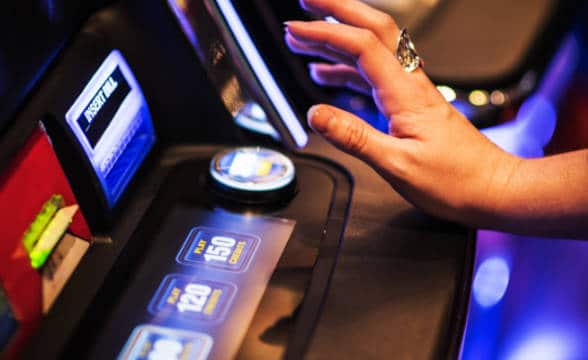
[{"x1": 65, "y1": 50, "x2": 155, "y2": 207}]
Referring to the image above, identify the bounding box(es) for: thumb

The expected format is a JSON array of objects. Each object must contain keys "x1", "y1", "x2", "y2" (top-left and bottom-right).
[{"x1": 307, "y1": 104, "x2": 400, "y2": 168}]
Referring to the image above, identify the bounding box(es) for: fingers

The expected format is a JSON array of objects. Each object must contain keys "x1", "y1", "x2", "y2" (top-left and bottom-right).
[
  {"x1": 299, "y1": 0, "x2": 399, "y2": 51},
  {"x1": 285, "y1": 33, "x2": 354, "y2": 66},
  {"x1": 286, "y1": 21, "x2": 423, "y2": 103},
  {"x1": 309, "y1": 63, "x2": 372, "y2": 94},
  {"x1": 307, "y1": 104, "x2": 401, "y2": 169}
]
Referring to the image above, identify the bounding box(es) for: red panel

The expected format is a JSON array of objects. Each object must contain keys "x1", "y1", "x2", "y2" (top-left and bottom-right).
[
  {"x1": 546, "y1": 75, "x2": 588, "y2": 153},
  {"x1": 0, "y1": 126, "x2": 92, "y2": 358}
]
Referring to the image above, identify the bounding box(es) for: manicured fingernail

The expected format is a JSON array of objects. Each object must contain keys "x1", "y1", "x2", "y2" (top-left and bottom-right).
[
  {"x1": 284, "y1": 21, "x2": 305, "y2": 30},
  {"x1": 307, "y1": 105, "x2": 333, "y2": 133}
]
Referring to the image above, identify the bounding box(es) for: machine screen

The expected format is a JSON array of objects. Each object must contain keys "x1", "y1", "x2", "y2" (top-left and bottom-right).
[
  {"x1": 65, "y1": 50, "x2": 155, "y2": 207},
  {"x1": 212, "y1": 0, "x2": 308, "y2": 148}
]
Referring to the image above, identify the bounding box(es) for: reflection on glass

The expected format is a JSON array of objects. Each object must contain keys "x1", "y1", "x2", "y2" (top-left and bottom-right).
[
  {"x1": 168, "y1": 0, "x2": 307, "y2": 148},
  {"x1": 234, "y1": 102, "x2": 279, "y2": 139}
]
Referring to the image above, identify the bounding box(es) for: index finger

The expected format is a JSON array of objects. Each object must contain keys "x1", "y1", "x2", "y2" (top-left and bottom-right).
[{"x1": 300, "y1": 0, "x2": 399, "y2": 51}]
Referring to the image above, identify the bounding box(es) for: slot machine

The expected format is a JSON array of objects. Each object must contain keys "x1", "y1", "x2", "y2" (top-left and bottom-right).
[{"x1": 0, "y1": 0, "x2": 584, "y2": 359}]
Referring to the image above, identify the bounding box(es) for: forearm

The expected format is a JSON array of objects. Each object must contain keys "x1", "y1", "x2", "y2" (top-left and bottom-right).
[{"x1": 468, "y1": 149, "x2": 588, "y2": 239}]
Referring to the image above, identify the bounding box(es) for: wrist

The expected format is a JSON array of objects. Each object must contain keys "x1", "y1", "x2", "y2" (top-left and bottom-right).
[{"x1": 460, "y1": 150, "x2": 524, "y2": 229}]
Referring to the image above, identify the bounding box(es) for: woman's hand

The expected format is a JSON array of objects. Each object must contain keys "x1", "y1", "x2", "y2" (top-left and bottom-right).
[{"x1": 285, "y1": 0, "x2": 521, "y2": 225}]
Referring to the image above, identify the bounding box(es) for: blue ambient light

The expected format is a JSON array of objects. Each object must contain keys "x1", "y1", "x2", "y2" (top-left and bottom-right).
[
  {"x1": 214, "y1": 0, "x2": 308, "y2": 148},
  {"x1": 65, "y1": 50, "x2": 155, "y2": 207},
  {"x1": 472, "y1": 257, "x2": 510, "y2": 308},
  {"x1": 459, "y1": 34, "x2": 583, "y2": 360},
  {"x1": 210, "y1": 147, "x2": 295, "y2": 192},
  {"x1": 506, "y1": 332, "x2": 576, "y2": 360}
]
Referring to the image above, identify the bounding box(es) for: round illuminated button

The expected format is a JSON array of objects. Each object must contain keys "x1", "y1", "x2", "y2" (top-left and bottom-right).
[{"x1": 209, "y1": 147, "x2": 296, "y2": 204}]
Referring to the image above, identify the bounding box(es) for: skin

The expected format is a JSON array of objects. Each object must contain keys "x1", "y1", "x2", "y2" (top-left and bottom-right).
[{"x1": 285, "y1": 0, "x2": 588, "y2": 239}]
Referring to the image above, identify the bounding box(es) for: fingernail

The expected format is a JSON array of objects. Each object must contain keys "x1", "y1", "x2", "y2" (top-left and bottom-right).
[
  {"x1": 284, "y1": 21, "x2": 304, "y2": 29},
  {"x1": 308, "y1": 63, "x2": 320, "y2": 83},
  {"x1": 307, "y1": 105, "x2": 333, "y2": 133}
]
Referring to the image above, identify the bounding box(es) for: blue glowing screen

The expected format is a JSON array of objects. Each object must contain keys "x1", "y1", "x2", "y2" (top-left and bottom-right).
[
  {"x1": 81, "y1": 208, "x2": 295, "y2": 359},
  {"x1": 65, "y1": 50, "x2": 155, "y2": 207}
]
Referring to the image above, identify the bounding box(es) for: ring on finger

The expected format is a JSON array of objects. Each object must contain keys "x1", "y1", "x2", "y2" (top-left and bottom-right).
[{"x1": 396, "y1": 28, "x2": 424, "y2": 72}]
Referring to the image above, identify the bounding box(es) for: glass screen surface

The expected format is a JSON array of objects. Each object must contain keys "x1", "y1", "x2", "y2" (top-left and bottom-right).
[{"x1": 168, "y1": 0, "x2": 308, "y2": 149}]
